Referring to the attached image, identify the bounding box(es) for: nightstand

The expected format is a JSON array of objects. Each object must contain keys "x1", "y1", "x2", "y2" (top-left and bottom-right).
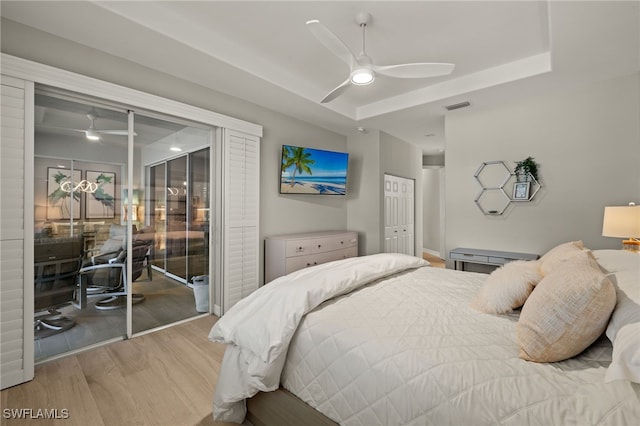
[{"x1": 449, "y1": 247, "x2": 539, "y2": 272}]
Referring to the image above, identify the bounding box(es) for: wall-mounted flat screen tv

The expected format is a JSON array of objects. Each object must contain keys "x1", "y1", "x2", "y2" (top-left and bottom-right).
[{"x1": 280, "y1": 145, "x2": 349, "y2": 195}]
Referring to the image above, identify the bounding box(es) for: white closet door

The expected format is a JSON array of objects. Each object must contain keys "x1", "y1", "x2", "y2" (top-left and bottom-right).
[
  {"x1": 222, "y1": 129, "x2": 259, "y2": 313},
  {"x1": 383, "y1": 174, "x2": 415, "y2": 256},
  {"x1": 1, "y1": 75, "x2": 34, "y2": 389}
]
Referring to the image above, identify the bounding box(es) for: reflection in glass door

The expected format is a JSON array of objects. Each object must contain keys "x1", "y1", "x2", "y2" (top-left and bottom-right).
[
  {"x1": 150, "y1": 163, "x2": 166, "y2": 271},
  {"x1": 33, "y1": 89, "x2": 214, "y2": 360},
  {"x1": 149, "y1": 150, "x2": 210, "y2": 283},
  {"x1": 189, "y1": 149, "x2": 210, "y2": 282},
  {"x1": 166, "y1": 155, "x2": 188, "y2": 281},
  {"x1": 137, "y1": 114, "x2": 211, "y2": 335}
]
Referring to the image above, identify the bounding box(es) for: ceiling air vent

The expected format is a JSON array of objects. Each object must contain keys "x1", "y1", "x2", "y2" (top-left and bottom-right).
[{"x1": 445, "y1": 101, "x2": 470, "y2": 111}]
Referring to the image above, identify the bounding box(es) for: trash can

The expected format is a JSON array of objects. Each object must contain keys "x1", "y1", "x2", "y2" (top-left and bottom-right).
[{"x1": 192, "y1": 275, "x2": 209, "y2": 313}]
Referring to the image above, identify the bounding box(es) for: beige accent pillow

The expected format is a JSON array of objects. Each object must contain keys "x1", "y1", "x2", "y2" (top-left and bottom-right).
[
  {"x1": 471, "y1": 260, "x2": 542, "y2": 314},
  {"x1": 538, "y1": 240, "x2": 585, "y2": 275},
  {"x1": 517, "y1": 258, "x2": 616, "y2": 363}
]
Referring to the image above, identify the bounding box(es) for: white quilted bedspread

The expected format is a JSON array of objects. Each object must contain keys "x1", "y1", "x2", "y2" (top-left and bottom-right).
[
  {"x1": 210, "y1": 253, "x2": 429, "y2": 423},
  {"x1": 281, "y1": 266, "x2": 640, "y2": 426}
]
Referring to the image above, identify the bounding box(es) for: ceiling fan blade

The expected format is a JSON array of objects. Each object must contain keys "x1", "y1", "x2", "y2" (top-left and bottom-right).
[
  {"x1": 373, "y1": 62, "x2": 455, "y2": 78},
  {"x1": 321, "y1": 78, "x2": 352, "y2": 103},
  {"x1": 96, "y1": 129, "x2": 137, "y2": 136},
  {"x1": 306, "y1": 19, "x2": 356, "y2": 67}
]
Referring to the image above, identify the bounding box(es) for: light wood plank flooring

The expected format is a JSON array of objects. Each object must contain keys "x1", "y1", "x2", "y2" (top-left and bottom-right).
[
  {"x1": 2, "y1": 315, "x2": 234, "y2": 426},
  {"x1": 35, "y1": 273, "x2": 202, "y2": 362},
  {"x1": 423, "y1": 252, "x2": 445, "y2": 268}
]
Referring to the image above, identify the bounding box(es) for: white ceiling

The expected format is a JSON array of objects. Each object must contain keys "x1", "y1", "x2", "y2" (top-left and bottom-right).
[{"x1": 2, "y1": 1, "x2": 638, "y2": 154}]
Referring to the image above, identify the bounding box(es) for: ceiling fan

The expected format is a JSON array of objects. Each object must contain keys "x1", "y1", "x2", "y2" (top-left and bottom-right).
[
  {"x1": 39, "y1": 113, "x2": 134, "y2": 141},
  {"x1": 306, "y1": 12, "x2": 455, "y2": 103}
]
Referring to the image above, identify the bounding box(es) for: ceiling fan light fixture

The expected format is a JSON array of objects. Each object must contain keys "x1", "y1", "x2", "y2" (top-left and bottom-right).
[
  {"x1": 85, "y1": 130, "x2": 101, "y2": 141},
  {"x1": 351, "y1": 68, "x2": 375, "y2": 85}
]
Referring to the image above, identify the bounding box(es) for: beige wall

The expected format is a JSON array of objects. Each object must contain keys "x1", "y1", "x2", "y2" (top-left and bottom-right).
[
  {"x1": 422, "y1": 168, "x2": 442, "y2": 255},
  {"x1": 346, "y1": 131, "x2": 382, "y2": 255},
  {"x1": 445, "y1": 72, "x2": 640, "y2": 262},
  {"x1": 346, "y1": 131, "x2": 423, "y2": 255}
]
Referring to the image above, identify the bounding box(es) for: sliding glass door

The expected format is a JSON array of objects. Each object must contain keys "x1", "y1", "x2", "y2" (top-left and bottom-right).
[
  {"x1": 33, "y1": 88, "x2": 213, "y2": 360},
  {"x1": 34, "y1": 91, "x2": 130, "y2": 360}
]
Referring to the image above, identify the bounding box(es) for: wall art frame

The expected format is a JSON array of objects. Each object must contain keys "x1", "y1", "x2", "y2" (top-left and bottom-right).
[
  {"x1": 46, "y1": 167, "x2": 81, "y2": 220},
  {"x1": 85, "y1": 170, "x2": 116, "y2": 219}
]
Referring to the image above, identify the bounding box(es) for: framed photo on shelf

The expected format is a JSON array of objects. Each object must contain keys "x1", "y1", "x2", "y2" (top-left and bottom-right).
[
  {"x1": 85, "y1": 170, "x2": 116, "y2": 218},
  {"x1": 512, "y1": 181, "x2": 531, "y2": 201}
]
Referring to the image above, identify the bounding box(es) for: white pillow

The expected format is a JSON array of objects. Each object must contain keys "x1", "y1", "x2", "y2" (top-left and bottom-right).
[
  {"x1": 593, "y1": 249, "x2": 640, "y2": 383},
  {"x1": 471, "y1": 260, "x2": 542, "y2": 314}
]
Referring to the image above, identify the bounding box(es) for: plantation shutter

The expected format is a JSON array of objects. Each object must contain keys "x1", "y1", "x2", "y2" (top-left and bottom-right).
[
  {"x1": 222, "y1": 129, "x2": 259, "y2": 313},
  {"x1": 1, "y1": 75, "x2": 34, "y2": 389}
]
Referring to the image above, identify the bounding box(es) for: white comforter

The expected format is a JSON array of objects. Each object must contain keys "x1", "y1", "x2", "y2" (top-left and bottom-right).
[
  {"x1": 209, "y1": 253, "x2": 428, "y2": 423},
  {"x1": 282, "y1": 265, "x2": 640, "y2": 425}
]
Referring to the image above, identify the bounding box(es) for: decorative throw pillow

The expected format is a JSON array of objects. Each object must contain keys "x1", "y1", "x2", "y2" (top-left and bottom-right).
[
  {"x1": 517, "y1": 258, "x2": 616, "y2": 363},
  {"x1": 538, "y1": 240, "x2": 585, "y2": 275},
  {"x1": 471, "y1": 260, "x2": 542, "y2": 314}
]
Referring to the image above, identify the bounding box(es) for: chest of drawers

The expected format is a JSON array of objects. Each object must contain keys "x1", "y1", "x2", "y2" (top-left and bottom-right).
[{"x1": 265, "y1": 231, "x2": 358, "y2": 283}]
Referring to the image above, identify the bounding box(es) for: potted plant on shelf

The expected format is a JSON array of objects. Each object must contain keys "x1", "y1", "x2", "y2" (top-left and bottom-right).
[{"x1": 514, "y1": 157, "x2": 539, "y2": 182}]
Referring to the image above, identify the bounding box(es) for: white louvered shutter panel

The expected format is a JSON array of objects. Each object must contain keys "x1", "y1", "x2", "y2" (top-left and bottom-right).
[
  {"x1": 1, "y1": 75, "x2": 34, "y2": 389},
  {"x1": 222, "y1": 130, "x2": 259, "y2": 312}
]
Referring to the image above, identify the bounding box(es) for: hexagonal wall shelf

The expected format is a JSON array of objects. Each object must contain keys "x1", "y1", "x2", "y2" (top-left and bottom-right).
[
  {"x1": 475, "y1": 188, "x2": 511, "y2": 215},
  {"x1": 474, "y1": 161, "x2": 511, "y2": 189},
  {"x1": 474, "y1": 160, "x2": 542, "y2": 215}
]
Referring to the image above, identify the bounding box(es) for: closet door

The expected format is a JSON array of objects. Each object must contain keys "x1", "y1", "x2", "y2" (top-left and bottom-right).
[
  {"x1": 383, "y1": 174, "x2": 415, "y2": 256},
  {"x1": 1, "y1": 75, "x2": 34, "y2": 389},
  {"x1": 222, "y1": 129, "x2": 259, "y2": 313}
]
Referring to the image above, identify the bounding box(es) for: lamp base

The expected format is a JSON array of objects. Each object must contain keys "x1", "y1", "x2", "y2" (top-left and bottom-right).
[{"x1": 622, "y1": 239, "x2": 640, "y2": 252}]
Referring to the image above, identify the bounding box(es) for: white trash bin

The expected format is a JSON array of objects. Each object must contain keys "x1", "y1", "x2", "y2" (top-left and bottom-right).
[{"x1": 192, "y1": 275, "x2": 209, "y2": 313}]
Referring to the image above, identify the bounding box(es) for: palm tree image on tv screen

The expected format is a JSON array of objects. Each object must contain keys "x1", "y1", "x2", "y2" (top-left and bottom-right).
[{"x1": 280, "y1": 145, "x2": 349, "y2": 195}]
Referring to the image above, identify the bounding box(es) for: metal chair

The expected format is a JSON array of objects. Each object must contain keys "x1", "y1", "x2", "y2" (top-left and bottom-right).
[{"x1": 76, "y1": 239, "x2": 152, "y2": 310}]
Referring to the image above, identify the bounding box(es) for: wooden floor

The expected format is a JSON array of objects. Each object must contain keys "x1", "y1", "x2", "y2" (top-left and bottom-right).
[
  {"x1": 2, "y1": 315, "x2": 235, "y2": 426},
  {"x1": 35, "y1": 272, "x2": 202, "y2": 362},
  {"x1": 423, "y1": 252, "x2": 445, "y2": 268}
]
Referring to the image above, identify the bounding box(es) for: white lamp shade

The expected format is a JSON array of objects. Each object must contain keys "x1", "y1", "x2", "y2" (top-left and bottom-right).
[{"x1": 602, "y1": 205, "x2": 640, "y2": 238}]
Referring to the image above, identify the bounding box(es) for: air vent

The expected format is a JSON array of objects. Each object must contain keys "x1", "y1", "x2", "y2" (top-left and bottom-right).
[{"x1": 445, "y1": 101, "x2": 470, "y2": 111}]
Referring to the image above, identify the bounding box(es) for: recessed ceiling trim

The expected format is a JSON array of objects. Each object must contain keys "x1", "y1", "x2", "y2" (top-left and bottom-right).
[
  {"x1": 356, "y1": 52, "x2": 552, "y2": 120},
  {"x1": 96, "y1": 0, "x2": 348, "y2": 118}
]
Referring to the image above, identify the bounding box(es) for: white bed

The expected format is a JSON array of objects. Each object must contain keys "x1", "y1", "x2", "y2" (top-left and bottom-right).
[{"x1": 210, "y1": 250, "x2": 640, "y2": 425}]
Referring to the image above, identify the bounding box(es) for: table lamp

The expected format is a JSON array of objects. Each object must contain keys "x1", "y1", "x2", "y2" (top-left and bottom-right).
[{"x1": 602, "y1": 202, "x2": 640, "y2": 251}]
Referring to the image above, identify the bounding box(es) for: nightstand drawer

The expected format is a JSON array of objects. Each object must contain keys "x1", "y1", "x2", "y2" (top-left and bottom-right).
[
  {"x1": 449, "y1": 247, "x2": 539, "y2": 273},
  {"x1": 450, "y1": 252, "x2": 489, "y2": 263}
]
